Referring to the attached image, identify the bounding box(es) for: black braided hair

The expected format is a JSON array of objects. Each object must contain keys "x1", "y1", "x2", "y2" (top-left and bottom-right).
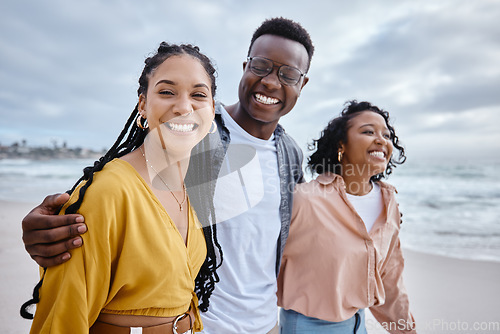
[
  {"x1": 185, "y1": 131, "x2": 224, "y2": 311},
  {"x1": 307, "y1": 100, "x2": 406, "y2": 181},
  {"x1": 21, "y1": 42, "x2": 222, "y2": 319}
]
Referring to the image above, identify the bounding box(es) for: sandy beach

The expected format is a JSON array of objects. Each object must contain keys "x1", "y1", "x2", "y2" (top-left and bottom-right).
[
  {"x1": 366, "y1": 250, "x2": 500, "y2": 333},
  {"x1": 0, "y1": 201, "x2": 39, "y2": 334},
  {"x1": 1, "y1": 200, "x2": 499, "y2": 334}
]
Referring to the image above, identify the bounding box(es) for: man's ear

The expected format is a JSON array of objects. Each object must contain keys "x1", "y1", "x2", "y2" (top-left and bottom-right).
[
  {"x1": 300, "y1": 76, "x2": 309, "y2": 90},
  {"x1": 296, "y1": 76, "x2": 309, "y2": 98},
  {"x1": 242, "y1": 61, "x2": 248, "y2": 72}
]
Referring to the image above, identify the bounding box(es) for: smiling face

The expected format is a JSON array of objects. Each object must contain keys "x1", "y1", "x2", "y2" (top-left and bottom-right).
[
  {"x1": 138, "y1": 54, "x2": 215, "y2": 157},
  {"x1": 236, "y1": 34, "x2": 309, "y2": 137},
  {"x1": 341, "y1": 111, "x2": 394, "y2": 178}
]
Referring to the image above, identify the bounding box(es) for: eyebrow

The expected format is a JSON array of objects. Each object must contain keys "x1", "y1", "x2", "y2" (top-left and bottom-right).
[
  {"x1": 359, "y1": 123, "x2": 389, "y2": 131},
  {"x1": 155, "y1": 79, "x2": 175, "y2": 87},
  {"x1": 359, "y1": 124, "x2": 375, "y2": 129},
  {"x1": 155, "y1": 80, "x2": 209, "y2": 90},
  {"x1": 194, "y1": 83, "x2": 210, "y2": 90}
]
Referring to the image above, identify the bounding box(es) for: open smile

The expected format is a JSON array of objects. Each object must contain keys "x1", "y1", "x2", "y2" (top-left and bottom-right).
[
  {"x1": 369, "y1": 150, "x2": 386, "y2": 160},
  {"x1": 165, "y1": 122, "x2": 199, "y2": 133},
  {"x1": 254, "y1": 93, "x2": 280, "y2": 105}
]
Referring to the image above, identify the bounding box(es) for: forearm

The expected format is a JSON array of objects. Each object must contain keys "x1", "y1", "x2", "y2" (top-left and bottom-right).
[{"x1": 370, "y1": 242, "x2": 416, "y2": 333}]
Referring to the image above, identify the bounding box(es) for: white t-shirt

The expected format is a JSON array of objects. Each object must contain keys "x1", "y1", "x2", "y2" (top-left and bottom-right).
[
  {"x1": 200, "y1": 108, "x2": 281, "y2": 333},
  {"x1": 346, "y1": 182, "x2": 383, "y2": 233}
]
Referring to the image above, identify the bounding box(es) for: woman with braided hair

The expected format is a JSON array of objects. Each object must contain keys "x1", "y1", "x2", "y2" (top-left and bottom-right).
[{"x1": 24, "y1": 42, "x2": 222, "y2": 333}]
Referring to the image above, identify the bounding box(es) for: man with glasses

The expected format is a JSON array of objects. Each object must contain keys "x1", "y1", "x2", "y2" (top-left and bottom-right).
[{"x1": 21, "y1": 17, "x2": 314, "y2": 333}]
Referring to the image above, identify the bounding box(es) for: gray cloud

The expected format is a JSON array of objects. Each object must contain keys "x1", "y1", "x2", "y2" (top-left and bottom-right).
[
  {"x1": 0, "y1": 0, "x2": 498, "y2": 160},
  {"x1": 281, "y1": 1, "x2": 500, "y2": 160}
]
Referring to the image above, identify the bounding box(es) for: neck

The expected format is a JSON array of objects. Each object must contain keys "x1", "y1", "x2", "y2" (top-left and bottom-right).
[
  {"x1": 140, "y1": 142, "x2": 189, "y2": 192},
  {"x1": 341, "y1": 170, "x2": 373, "y2": 196},
  {"x1": 225, "y1": 103, "x2": 277, "y2": 140}
]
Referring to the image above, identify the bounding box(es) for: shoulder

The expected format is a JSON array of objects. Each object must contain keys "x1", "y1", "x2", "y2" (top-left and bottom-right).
[
  {"x1": 376, "y1": 180, "x2": 398, "y2": 197},
  {"x1": 291, "y1": 181, "x2": 315, "y2": 217},
  {"x1": 376, "y1": 181, "x2": 402, "y2": 225},
  {"x1": 90, "y1": 159, "x2": 138, "y2": 191},
  {"x1": 291, "y1": 176, "x2": 344, "y2": 224},
  {"x1": 295, "y1": 174, "x2": 341, "y2": 201},
  {"x1": 67, "y1": 159, "x2": 142, "y2": 209},
  {"x1": 275, "y1": 125, "x2": 303, "y2": 165},
  {"x1": 276, "y1": 125, "x2": 301, "y2": 150}
]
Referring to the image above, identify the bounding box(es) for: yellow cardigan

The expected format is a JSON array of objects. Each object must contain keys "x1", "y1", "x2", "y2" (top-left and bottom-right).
[{"x1": 30, "y1": 159, "x2": 207, "y2": 333}]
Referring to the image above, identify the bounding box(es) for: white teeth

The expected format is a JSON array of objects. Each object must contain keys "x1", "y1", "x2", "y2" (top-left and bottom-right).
[
  {"x1": 255, "y1": 93, "x2": 279, "y2": 105},
  {"x1": 369, "y1": 151, "x2": 385, "y2": 158},
  {"x1": 168, "y1": 123, "x2": 195, "y2": 132}
]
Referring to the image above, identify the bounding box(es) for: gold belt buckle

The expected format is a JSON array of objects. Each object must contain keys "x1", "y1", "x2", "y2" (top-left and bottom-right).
[{"x1": 172, "y1": 312, "x2": 191, "y2": 334}]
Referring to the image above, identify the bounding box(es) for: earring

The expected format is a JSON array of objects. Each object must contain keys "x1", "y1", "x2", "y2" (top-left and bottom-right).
[
  {"x1": 338, "y1": 151, "x2": 343, "y2": 163},
  {"x1": 208, "y1": 120, "x2": 218, "y2": 134},
  {"x1": 136, "y1": 114, "x2": 148, "y2": 129}
]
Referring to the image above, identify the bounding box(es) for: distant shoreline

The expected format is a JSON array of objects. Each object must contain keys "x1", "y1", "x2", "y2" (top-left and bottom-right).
[
  {"x1": 0, "y1": 154, "x2": 103, "y2": 161},
  {"x1": 0, "y1": 143, "x2": 105, "y2": 161}
]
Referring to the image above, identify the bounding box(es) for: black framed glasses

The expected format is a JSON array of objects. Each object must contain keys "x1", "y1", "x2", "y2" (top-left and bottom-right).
[{"x1": 247, "y1": 56, "x2": 305, "y2": 86}]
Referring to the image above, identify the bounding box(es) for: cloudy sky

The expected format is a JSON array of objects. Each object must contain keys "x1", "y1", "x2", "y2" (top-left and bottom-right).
[{"x1": 1, "y1": 0, "x2": 499, "y2": 161}]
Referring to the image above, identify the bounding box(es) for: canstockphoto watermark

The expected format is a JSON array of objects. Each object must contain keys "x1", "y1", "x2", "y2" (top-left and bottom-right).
[
  {"x1": 367, "y1": 318, "x2": 500, "y2": 332},
  {"x1": 366, "y1": 319, "x2": 415, "y2": 332},
  {"x1": 422, "y1": 319, "x2": 500, "y2": 332}
]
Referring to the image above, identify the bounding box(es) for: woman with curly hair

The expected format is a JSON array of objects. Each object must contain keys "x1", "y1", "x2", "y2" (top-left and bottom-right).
[
  {"x1": 23, "y1": 42, "x2": 222, "y2": 333},
  {"x1": 277, "y1": 100, "x2": 416, "y2": 333}
]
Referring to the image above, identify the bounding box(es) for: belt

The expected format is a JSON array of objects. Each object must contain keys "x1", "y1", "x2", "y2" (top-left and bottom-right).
[{"x1": 90, "y1": 309, "x2": 194, "y2": 334}]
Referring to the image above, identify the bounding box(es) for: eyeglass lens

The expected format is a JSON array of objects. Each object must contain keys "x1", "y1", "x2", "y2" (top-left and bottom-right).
[{"x1": 249, "y1": 57, "x2": 302, "y2": 85}]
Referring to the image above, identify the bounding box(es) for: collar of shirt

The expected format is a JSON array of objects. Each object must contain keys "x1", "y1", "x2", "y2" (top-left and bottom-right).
[{"x1": 315, "y1": 172, "x2": 397, "y2": 194}]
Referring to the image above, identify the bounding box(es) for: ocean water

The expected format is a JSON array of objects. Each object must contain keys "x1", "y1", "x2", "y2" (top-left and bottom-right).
[
  {"x1": 1, "y1": 157, "x2": 499, "y2": 262},
  {"x1": 389, "y1": 159, "x2": 500, "y2": 263},
  {"x1": 0, "y1": 158, "x2": 95, "y2": 204}
]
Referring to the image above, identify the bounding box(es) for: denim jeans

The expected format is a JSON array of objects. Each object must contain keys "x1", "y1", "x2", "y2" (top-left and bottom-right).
[{"x1": 279, "y1": 308, "x2": 367, "y2": 334}]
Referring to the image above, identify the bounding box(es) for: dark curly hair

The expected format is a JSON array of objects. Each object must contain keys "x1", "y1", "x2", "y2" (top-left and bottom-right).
[
  {"x1": 21, "y1": 42, "x2": 222, "y2": 319},
  {"x1": 308, "y1": 100, "x2": 406, "y2": 182},
  {"x1": 248, "y1": 17, "x2": 315, "y2": 72}
]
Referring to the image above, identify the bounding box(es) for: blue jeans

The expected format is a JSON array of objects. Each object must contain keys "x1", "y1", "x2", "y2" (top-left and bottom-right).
[{"x1": 279, "y1": 308, "x2": 367, "y2": 334}]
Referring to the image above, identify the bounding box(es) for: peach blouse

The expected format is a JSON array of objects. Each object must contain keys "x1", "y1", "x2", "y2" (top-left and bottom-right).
[{"x1": 277, "y1": 173, "x2": 415, "y2": 334}]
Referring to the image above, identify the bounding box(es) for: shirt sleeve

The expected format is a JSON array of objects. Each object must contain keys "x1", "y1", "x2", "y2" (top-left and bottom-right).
[
  {"x1": 369, "y1": 238, "x2": 416, "y2": 334},
  {"x1": 30, "y1": 184, "x2": 114, "y2": 333}
]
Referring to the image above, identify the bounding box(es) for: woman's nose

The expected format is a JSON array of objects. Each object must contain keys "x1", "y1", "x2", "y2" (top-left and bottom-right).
[
  {"x1": 173, "y1": 97, "x2": 193, "y2": 116},
  {"x1": 375, "y1": 134, "x2": 386, "y2": 145}
]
